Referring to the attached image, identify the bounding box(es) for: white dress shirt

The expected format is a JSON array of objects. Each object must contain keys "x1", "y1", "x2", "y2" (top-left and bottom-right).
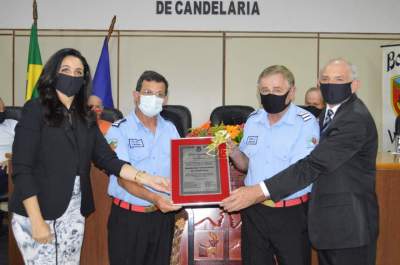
[
  {"x1": 324, "y1": 103, "x2": 341, "y2": 121},
  {"x1": 0, "y1": 119, "x2": 17, "y2": 162}
]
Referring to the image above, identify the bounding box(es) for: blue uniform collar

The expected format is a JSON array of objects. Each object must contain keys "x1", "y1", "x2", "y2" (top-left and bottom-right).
[
  {"x1": 257, "y1": 103, "x2": 296, "y2": 127},
  {"x1": 129, "y1": 110, "x2": 165, "y2": 131}
]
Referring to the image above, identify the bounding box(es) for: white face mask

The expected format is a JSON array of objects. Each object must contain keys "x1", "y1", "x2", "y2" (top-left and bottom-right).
[{"x1": 138, "y1": 95, "x2": 163, "y2": 117}]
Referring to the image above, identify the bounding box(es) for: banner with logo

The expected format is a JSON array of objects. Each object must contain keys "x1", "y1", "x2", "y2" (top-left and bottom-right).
[{"x1": 382, "y1": 44, "x2": 400, "y2": 152}]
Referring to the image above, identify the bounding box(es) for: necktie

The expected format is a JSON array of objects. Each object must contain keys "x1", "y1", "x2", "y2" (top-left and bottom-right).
[{"x1": 322, "y1": 109, "x2": 334, "y2": 131}]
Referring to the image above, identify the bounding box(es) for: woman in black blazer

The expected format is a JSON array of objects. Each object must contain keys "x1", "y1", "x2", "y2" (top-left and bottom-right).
[{"x1": 9, "y1": 48, "x2": 168, "y2": 265}]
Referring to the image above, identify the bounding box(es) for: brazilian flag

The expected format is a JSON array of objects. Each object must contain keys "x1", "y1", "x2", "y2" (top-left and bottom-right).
[{"x1": 25, "y1": 23, "x2": 43, "y2": 101}]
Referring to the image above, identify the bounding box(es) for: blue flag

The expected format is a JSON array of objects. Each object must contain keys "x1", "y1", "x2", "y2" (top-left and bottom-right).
[{"x1": 92, "y1": 37, "x2": 114, "y2": 108}]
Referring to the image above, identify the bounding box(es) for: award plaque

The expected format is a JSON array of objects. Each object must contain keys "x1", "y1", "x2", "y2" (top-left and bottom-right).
[{"x1": 171, "y1": 137, "x2": 230, "y2": 206}]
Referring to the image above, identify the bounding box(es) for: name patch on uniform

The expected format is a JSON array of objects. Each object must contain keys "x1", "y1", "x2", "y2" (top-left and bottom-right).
[
  {"x1": 129, "y1": 139, "x2": 144, "y2": 148},
  {"x1": 246, "y1": 136, "x2": 258, "y2": 145}
]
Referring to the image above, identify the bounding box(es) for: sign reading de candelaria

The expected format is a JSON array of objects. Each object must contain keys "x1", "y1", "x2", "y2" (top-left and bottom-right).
[{"x1": 156, "y1": 0, "x2": 260, "y2": 15}]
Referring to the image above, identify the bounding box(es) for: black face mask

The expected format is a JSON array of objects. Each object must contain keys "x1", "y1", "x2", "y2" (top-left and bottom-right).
[
  {"x1": 303, "y1": 105, "x2": 323, "y2": 118},
  {"x1": 55, "y1": 73, "x2": 84, "y2": 97},
  {"x1": 319, "y1": 82, "x2": 352, "y2": 105},
  {"x1": 260, "y1": 90, "x2": 290, "y2": 114},
  {"x1": 0, "y1": 112, "x2": 5, "y2": 124}
]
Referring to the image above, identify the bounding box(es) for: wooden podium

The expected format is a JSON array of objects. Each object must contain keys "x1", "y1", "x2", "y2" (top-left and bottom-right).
[
  {"x1": 8, "y1": 152, "x2": 400, "y2": 265},
  {"x1": 374, "y1": 152, "x2": 400, "y2": 265}
]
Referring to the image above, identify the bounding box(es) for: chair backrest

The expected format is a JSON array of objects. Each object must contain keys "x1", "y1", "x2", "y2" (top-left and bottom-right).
[
  {"x1": 5, "y1": 106, "x2": 22, "y2": 121},
  {"x1": 100, "y1": 108, "x2": 124, "y2": 123},
  {"x1": 210, "y1": 105, "x2": 255, "y2": 126},
  {"x1": 298, "y1": 105, "x2": 322, "y2": 118},
  {"x1": 160, "y1": 105, "x2": 192, "y2": 137}
]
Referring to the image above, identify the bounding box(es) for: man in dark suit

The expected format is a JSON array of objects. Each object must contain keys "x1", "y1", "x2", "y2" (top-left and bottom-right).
[{"x1": 221, "y1": 58, "x2": 379, "y2": 265}]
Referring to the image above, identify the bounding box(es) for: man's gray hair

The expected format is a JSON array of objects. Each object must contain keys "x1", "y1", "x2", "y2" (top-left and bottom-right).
[
  {"x1": 319, "y1": 58, "x2": 358, "y2": 80},
  {"x1": 257, "y1": 65, "x2": 295, "y2": 87}
]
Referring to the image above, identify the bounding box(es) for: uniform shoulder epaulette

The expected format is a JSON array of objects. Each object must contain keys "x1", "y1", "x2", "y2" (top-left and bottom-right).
[
  {"x1": 112, "y1": 118, "x2": 127, "y2": 127},
  {"x1": 297, "y1": 111, "x2": 312, "y2": 122},
  {"x1": 247, "y1": 109, "x2": 260, "y2": 119}
]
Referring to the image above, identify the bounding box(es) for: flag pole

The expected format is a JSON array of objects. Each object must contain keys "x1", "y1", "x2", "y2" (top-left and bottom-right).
[
  {"x1": 26, "y1": 0, "x2": 43, "y2": 101},
  {"x1": 33, "y1": 0, "x2": 38, "y2": 25},
  {"x1": 106, "y1": 15, "x2": 117, "y2": 44}
]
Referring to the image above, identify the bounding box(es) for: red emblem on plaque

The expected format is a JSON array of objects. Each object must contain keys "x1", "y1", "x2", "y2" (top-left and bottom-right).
[{"x1": 391, "y1": 75, "x2": 400, "y2": 116}]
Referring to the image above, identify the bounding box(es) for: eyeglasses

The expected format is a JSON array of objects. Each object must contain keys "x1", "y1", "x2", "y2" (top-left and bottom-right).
[{"x1": 140, "y1": 89, "x2": 166, "y2": 98}]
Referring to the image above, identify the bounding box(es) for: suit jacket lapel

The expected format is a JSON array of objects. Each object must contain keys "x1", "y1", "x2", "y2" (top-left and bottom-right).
[
  {"x1": 320, "y1": 94, "x2": 357, "y2": 140},
  {"x1": 319, "y1": 108, "x2": 326, "y2": 132}
]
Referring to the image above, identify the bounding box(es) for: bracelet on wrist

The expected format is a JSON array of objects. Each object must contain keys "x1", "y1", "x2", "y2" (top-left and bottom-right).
[{"x1": 134, "y1": 170, "x2": 146, "y2": 184}]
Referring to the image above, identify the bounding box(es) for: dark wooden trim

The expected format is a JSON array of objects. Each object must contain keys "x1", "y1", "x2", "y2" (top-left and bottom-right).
[
  {"x1": 224, "y1": 31, "x2": 400, "y2": 35},
  {"x1": 225, "y1": 36, "x2": 318, "y2": 39},
  {"x1": 118, "y1": 34, "x2": 222, "y2": 38},
  {"x1": 3, "y1": 28, "x2": 399, "y2": 41},
  {"x1": 10, "y1": 35, "x2": 399, "y2": 41},
  {"x1": 14, "y1": 34, "x2": 118, "y2": 38},
  {"x1": 380, "y1": 43, "x2": 400, "y2": 48},
  {"x1": 12, "y1": 33, "x2": 221, "y2": 38},
  {"x1": 1, "y1": 28, "x2": 400, "y2": 35},
  {"x1": 1, "y1": 28, "x2": 225, "y2": 33},
  {"x1": 319, "y1": 37, "x2": 400, "y2": 41},
  {"x1": 4, "y1": 28, "x2": 111, "y2": 32}
]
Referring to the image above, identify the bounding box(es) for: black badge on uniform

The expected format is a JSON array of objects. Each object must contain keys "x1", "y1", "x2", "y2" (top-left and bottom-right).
[
  {"x1": 129, "y1": 139, "x2": 144, "y2": 148},
  {"x1": 246, "y1": 136, "x2": 258, "y2": 145}
]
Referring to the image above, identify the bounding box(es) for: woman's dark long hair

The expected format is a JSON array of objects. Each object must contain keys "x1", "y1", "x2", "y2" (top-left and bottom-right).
[{"x1": 36, "y1": 48, "x2": 96, "y2": 127}]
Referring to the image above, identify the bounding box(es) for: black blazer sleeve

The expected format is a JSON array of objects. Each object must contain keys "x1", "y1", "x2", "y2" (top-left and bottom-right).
[
  {"x1": 12, "y1": 100, "x2": 42, "y2": 201},
  {"x1": 91, "y1": 125, "x2": 127, "y2": 176},
  {"x1": 265, "y1": 112, "x2": 368, "y2": 202}
]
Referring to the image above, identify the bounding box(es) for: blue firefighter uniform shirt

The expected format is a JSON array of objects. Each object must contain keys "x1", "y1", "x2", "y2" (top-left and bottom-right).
[
  {"x1": 239, "y1": 103, "x2": 320, "y2": 200},
  {"x1": 105, "y1": 111, "x2": 180, "y2": 206}
]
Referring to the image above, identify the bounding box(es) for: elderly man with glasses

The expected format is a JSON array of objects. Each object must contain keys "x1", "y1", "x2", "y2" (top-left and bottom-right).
[{"x1": 104, "y1": 70, "x2": 181, "y2": 265}]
